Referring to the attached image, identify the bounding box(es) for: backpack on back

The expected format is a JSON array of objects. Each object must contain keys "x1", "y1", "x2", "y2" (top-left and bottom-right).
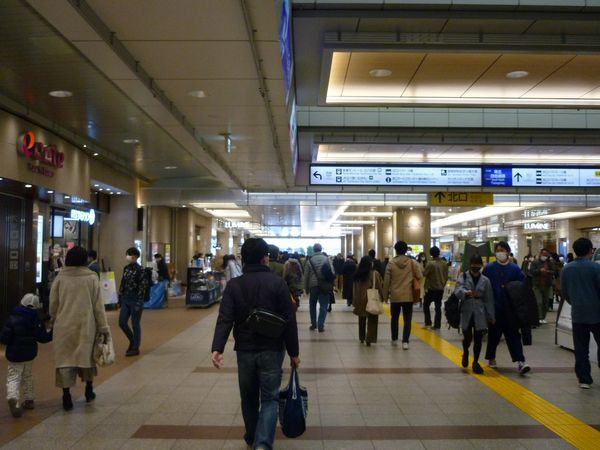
[{"x1": 444, "y1": 273, "x2": 465, "y2": 329}]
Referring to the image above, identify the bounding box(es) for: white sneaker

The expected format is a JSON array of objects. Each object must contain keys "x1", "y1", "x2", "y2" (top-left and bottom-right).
[
  {"x1": 518, "y1": 362, "x2": 531, "y2": 376},
  {"x1": 579, "y1": 383, "x2": 591, "y2": 389},
  {"x1": 539, "y1": 319, "x2": 547, "y2": 324},
  {"x1": 402, "y1": 342, "x2": 409, "y2": 350}
]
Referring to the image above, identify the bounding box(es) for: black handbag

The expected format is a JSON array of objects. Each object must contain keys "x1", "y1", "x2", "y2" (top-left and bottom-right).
[{"x1": 246, "y1": 307, "x2": 287, "y2": 338}]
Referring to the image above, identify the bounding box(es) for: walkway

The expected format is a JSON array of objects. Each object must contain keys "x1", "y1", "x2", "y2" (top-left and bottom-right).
[{"x1": 3, "y1": 299, "x2": 599, "y2": 449}]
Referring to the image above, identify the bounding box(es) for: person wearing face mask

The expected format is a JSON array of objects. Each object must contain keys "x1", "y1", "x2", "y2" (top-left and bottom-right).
[
  {"x1": 454, "y1": 254, "x2": 495, "y2": 374},
  {"x1": 118, "y1": 247, "x2": 149, "y2": 356},
  {"x1": 560, "y1": 238, "x2": 600, "y2": 389},
  {"x1": 529, "y1": 249, "x2": 557, "y2": 324},
  {"x1": 483, "y1": 241, "x2": 530, "y2": 375},
  {"x1": 521, "y1": 254, "x2": 534, "y2": 278}
]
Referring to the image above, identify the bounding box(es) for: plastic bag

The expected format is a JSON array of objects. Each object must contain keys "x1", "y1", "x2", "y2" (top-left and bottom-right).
[{"x1": 93, "y1": 333, "x2": 115, "y2": 367}]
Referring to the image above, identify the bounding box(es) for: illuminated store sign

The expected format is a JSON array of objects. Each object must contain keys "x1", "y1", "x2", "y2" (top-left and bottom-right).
[
  {"x1": 524, "y1": 222, "x2": 550, "y2": 231},
  {"x1": 17, "y1": 131, "x2": 65, "y2": 177},
  {"x1": 69, "y1": 209, "x2": 96, "y2": 225},
  {"x1": 310, "y1": 165, "x2": 481, "y2": 186}
]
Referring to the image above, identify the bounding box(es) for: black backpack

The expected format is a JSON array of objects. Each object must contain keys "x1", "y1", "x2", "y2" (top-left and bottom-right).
[{"x1": 444, "y1": 273, "x2": 465, "y2": 329}]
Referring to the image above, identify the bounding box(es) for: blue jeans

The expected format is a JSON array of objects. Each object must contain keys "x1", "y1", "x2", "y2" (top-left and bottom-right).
[
  {"x1": 309, "y1": 286, "x2": 329, "y2": 329},
  {"x1": 237, "y1": 351, "x2": 285, "y2": 450},
  {"x1": 572, "y1": 322, "x2": 600, "y2": 384},
  {"x1": 119, "y1": 297, "x2": 143, "y2": 350}
]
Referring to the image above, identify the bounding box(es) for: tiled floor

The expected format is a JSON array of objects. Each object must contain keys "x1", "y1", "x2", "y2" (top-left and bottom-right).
[{"x1": 3, "y1": 298, "x2": 600, "y2": 449}]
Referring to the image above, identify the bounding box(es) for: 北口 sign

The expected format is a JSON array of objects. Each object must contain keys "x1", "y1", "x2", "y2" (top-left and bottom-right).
[
  {"x1": 310, "y1": 165, "x2": 481, "y2": 186},
  {"x1": 17, "y1": 131, "x2": 65, "y2": 177},
  {"x1": 69, "y1": 209, "x2": 96, "y2": 225},
  {"x1": 429, "y1": 192, "x2": 494, "y2": 206}
]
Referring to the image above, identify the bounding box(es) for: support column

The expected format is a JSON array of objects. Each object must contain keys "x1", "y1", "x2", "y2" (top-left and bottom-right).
[
  {"x1": 363, "y1": 225, "x2": 375, "y2": 256},
  {"x1": 353, "y1": 232, "x2": 363, "y2": 259},
  {"x1": 392, "y1": 208, "x2": 431, "y2": 254},
  {"x1": 376, "y1": 218, "x2": 393, "y2": 259},
  {"x1": 232, "y1": 233, "x2": 242, "y2": 257},
  {"x1": 345, "y1": 234, "x2": 353, "y2": 256},
  {"x1": 216, "y1": 230, "x2": 227, "y2": 256},
  {"x1": 341, "y1": 236, "x2": 346, "y2": 256}
]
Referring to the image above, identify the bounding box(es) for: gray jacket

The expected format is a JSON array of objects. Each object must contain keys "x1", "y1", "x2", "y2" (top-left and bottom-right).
[
  {"x1": 303, "y1": 252, "x2": 331, "y2": 291},
  {"x1": 454, "y1": 272, "x2": 495, "y2": 331}
]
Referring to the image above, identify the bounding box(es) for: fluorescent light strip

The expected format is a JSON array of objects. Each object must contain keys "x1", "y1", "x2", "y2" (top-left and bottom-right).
[
  {"x1": 333, "y1": 220, "x2": 376, "y2": 225},
  {"x1": 340, "y1": 212, "x2": 393, "y2": 217},
  {"x1": 536, "y1": 211, "x2": 599, "y2": 220},
  {"x1": 204, "y1": 209, "x2": 251, "y2": 218},
  {"x1": 431, "y1": 206, "x2": 526, "y2": 229},
  {"x1": 190, "y1": 202, "x2": 240, "y2": 209},
  {"x1": 326, "y1": 96, "x2": 600, "y2": 107}
]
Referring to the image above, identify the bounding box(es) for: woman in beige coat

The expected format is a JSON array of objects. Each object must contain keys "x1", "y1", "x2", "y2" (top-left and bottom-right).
[
  {"x1": 383, "y1": 241, "x2": 423, "y2": 349},
  {"x1": 353, "y1": 256, "x2": 384, "y2": 346},
  {"x1": 50, "y1": 246, "x2": 110, "y2": 411}
]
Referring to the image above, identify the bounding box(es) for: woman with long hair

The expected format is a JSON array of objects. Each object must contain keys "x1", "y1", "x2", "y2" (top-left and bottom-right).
[{"x1": 353, "y1": 256, "x2": 383, "y2": 346}]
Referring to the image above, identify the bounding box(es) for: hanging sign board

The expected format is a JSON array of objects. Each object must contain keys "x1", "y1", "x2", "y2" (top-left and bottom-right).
[
  {"x1": 483, "y1": 167, "x2": 600, "y2": 187},
  {"x1": 429, "y1": 192, "x2": 494, "y2": 207}
]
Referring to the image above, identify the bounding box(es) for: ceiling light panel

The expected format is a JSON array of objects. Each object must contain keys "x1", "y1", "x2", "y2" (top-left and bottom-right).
[
  {"x1": 340, "y1": 212, "x2": 393, "y2": 217},
  {"x1": 326, "y1": 51, "x2": 600, "y2": 107},
  {"x1": 204, "y1": 209, "x2": 251, "y2": 218},
  {"x1": 536, "y1": 211, "x2": 599, "y2": 220}
]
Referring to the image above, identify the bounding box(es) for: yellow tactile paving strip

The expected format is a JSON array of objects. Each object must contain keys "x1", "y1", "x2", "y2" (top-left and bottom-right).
[{"x1": 384, "y1": 304, "x2": 600, "y2": 450}]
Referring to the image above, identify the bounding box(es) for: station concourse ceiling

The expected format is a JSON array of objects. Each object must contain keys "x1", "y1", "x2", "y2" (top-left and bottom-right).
[{"x1": 0, "y1": 1, "x2": 599, "y2": 236}]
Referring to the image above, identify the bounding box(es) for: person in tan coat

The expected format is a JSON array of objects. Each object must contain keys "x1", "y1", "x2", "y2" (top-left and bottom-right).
[
  {"x1": 50, "y1": 246, "x2": 110, "y2": 411},
  {"x1": 353, "y1": 256, "x2": 384, "y2": 346},
  {"x1": 383, "y1": 241, "x2": 423, "y2": 349}
]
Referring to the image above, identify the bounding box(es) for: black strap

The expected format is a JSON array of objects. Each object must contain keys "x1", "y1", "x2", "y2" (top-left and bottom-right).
[{"x1": 308, "y1": 257, "x2": 321, "y2": 280}]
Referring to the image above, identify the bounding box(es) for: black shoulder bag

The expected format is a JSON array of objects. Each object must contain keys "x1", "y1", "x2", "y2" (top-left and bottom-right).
[{"x1": 243, "y1": 277, "x2": 287, "y2": 339}]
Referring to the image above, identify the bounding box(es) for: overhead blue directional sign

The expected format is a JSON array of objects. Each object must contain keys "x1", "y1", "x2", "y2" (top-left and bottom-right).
[
  {"x1": 310, "y1": 165, "x2": 481, "y2": 186},
  {"x1": 483, "y1": 167, "x2": 600, "y2": 187}
]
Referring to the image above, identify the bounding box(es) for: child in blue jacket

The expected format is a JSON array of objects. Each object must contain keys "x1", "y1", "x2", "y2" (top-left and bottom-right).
[{"x1": 0, "y1": 294, "x2": 52, "y2": 417}]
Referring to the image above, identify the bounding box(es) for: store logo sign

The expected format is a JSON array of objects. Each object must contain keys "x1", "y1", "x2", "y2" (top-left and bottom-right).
[
  {"x1": 524, "y1": 222, "x2": 550, "y2": 230},
  {"x1": 69, "y1": 209, "x2": 95, "y2": 225},
  {"x1": 17, "y1": 131, "x2": 65, "y2": 175}
]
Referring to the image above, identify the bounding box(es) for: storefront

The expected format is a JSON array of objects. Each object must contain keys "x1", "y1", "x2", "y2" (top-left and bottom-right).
[{"x1": 0, "y1": 109, "x2": 129, "y2": 323}]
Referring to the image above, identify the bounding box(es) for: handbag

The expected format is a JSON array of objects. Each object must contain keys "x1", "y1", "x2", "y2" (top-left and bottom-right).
[
  {"x1": 93, "y1": 332, "x2": 115, "y2": 367},
  {"x1": 366, "y1": 271, "x2": 383, "y2": 315},
  {"x1": 246, "y1": 308, "x2": 287, "y2": 338},
  {"x1": 278, "y1": 367, "x2": 308, "y2": 438},
  {"x1": 410, "y1": 261, "x2": 421, "y2": 304}
]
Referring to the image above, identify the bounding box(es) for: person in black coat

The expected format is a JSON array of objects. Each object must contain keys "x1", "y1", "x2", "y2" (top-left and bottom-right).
[
  {"x1": 342, "y1": 255, "x2": 358, "y2": 306},
  {"x1": 0, "y1": 294, "x2": 52, "y2": 417}
]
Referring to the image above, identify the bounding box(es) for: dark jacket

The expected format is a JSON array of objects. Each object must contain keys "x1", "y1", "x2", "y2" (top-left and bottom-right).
[
  {"x1": 504, "y1": 280, "x2": 538, "y2": 346},
  {"x1": 333, "y1": 257, "x2": 345, "y2": 275},
  {"x1": 119, "y1": 262, "x2": 149, "y2": 304},
  {"x1": 342, "y1": 259, "x2": 357, "y2": 301},
  {"x1": 88, "y1": 261, "x2": 101, "y2": 276},
  {"x1": 157, "y1": 259, "x2": 171, "y2": 282},
  {"x1": 0, "y1": 306, "x2": 52, "y2": 362},
  {"x1": 371, "y1": 258, "x2": 384, "y2": 278},
  {"x1": 211, "y1": 264, "x2": 299, "y2": 357}
]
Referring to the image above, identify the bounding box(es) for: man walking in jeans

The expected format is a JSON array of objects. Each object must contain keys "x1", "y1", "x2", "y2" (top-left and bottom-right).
[
  {"x1": 119, "y1": 247, "x2": 148, "y2": 357},
  {"x1": 561, "y1": 237, "x2": 600, "y2": 389},
  {"x1": 211, "y1": 238, "x2": 300, "y2": 450},
  {"x1": 423, "y1": 246, "x2": 449, "y2": 329},
  {"x1": 304, "y1": 243, "x2": 333, "y2": 332}
]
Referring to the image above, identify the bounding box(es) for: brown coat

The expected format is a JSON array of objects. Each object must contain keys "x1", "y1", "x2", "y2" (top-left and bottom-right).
[
  {"x1": 382, "y1": 255, "x2": 423, "y2": 303},
  {"x1": 353, "y1": 270, "x2": 384, "y2": 317},
  {"x1": 50, "y1": 267, "x2": 109, "y2": 369}
]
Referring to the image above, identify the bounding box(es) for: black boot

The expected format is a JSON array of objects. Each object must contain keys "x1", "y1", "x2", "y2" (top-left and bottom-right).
[
  {"x1": 85, "y1": 382, "x2": 96, "y2": 403},
  {"x1": 62, "y1": 388, "x2": 73, "y2": 411}
]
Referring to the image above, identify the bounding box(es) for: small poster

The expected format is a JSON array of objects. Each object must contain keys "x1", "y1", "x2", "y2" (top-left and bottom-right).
[{"x1": 99, "y1": 271, "x2": 118, "y2": 305}]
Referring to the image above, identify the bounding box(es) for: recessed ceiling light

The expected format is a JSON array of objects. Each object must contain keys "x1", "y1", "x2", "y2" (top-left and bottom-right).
[
  {"x1": 48, "y1": 190, "x2": 54, "y2": 194},
  {"x1": 369, "y1": 69, "x2": 392, "y2": 78},
  {"x1": 164, "y1": 166, "x2": 177, "y2": 170},
  {"x1": 64, "y1": 195, "x2": 70, "y2": 199},
  {"x1": 110, "y1": 192, "x2": 114, "y2": 195},
  {"x1": 188, "y1": 90, "x2": 207, "y2": 98},
  {"x1": 123, "y1": 138, "x2": 140, "y2": 144},
  {"x1": 93, "y1": 152, "x2": 99, "y2": 157},
  {"x1": 83, "y1": 144, "x2": 87, "y2": 148},
  {"x1": 116, "y1": 192, "x2": 121, "y2": 195},
  {"x1": 181, "y1": 205, "x2": 187, "y2": 208},
  {"x1": 49, "y1": 90, "x2": 72, "y2": 98},
  {"x1": 506, "y1": 70, "x2": 529, "y2": 79},
  {"x1": 94, "y1": 184, "x2": 99, "y2": 187},
  {"x1": 99, "y1": 188, "x2": 104, "y2": 191},
  {"x1": 25, "y1": 184, "x2": 32, "y2": 188}
]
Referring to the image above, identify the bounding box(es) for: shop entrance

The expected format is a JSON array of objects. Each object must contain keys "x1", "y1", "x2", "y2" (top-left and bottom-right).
[{"x1": 0, "y1": 193, "x2": 28, "y2": 324}]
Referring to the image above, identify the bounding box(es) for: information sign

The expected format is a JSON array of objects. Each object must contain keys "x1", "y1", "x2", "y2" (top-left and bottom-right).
[
  {"x1": 483, "y1": 167, "x2": 600, "y2": 187},
  {"x1": 310, "y1": 165, "x2": 481, "y2": 186},
  {"x1": 429, "y1": 192, "x2": 493, "y2": 207}
]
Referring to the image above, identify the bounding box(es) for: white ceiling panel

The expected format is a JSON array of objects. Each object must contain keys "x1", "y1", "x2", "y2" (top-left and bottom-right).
[
  {"x1": 257, "y1": 41, "x2": 286, "y2": 80},
  {"x1": 27, "y1": 0, "x2": 101, "y2": 41},
  {"x1": 158, "y1": 79, "x2": 264, "y2": 107},
  {"x1": 123, "y1": 41, "x2": 256, "y2": 79},
  {"x1": 112, "y1": 80, "x2": 163, "y2": 107},
  {"x1": 247, "y1": 0, "x2": 280, "y2": 41},
  {"x1": 178, "y1": 106, "x2": 289, "y2": 128},
  {"x1": 87, "y1": 0, "x2": 247, "y2": 41},
  {"x1": 72, "y1": 41, "x2": 137, "y2": 80},
  {"x1": 265, "y1": 79, "x2": 287, "y2": 107}
]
